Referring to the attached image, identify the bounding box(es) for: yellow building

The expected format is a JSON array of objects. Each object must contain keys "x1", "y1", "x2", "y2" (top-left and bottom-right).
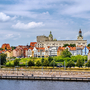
[
  {"x1": 4, "y1": 50, "x2": 13, "y2": 58},
  {"x1": 57, "y1": 47, "x2": 65, "y2": 56}
]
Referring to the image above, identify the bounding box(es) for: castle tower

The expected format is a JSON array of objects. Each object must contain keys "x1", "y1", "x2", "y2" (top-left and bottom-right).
[
  {"x1": 77, "y1": 29, "x2": 83, "y2": 40},
  {"x1": 48, "y1": 31, "x2": 53, "y2": 41}
]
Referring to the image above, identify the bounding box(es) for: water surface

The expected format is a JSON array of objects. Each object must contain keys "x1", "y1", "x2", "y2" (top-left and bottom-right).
[{"x1": 0, "y1": 80, "x2": 90, "y2": 90}]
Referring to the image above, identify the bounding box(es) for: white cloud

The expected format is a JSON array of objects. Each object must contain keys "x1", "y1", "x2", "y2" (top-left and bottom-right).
[
  {"x1": 0, "y1": 12, "x2": 17, "y2": 22},
  {"x1": 12, "y1": 22, "x2": 44, "y2": 29},
  {"x1": 84, "y1": 31, "x2": 90, "y2": 37},
  {"x1": 0, "y1": 12, "x2": 10, "y2": 21}
]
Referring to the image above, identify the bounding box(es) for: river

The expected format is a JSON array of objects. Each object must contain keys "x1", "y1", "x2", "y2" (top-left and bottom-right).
[{"x1": 0, "y1": 80, "x2": 90, "y2": 90}]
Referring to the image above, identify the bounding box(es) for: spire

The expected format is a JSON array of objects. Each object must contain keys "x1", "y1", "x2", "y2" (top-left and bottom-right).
[
  {"x1": 79, "y1": 29, "x2": 82, "y2": 37},
  {"x1": 77, "y1": 29, "x2": 83, "y2": 40}
]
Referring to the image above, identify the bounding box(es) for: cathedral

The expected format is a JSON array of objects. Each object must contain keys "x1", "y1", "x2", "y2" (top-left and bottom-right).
[{"x1": 36, "y1": 29, "x2": 87, "y2": 48}]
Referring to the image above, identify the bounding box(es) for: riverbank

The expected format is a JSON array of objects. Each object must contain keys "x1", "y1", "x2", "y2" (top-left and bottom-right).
[
  {"x1": 0, "y1": 69, "x2": 90, "y2": 81},
  {"x1": 0, "y1": 75, "x2": 90, "y2": 82}
]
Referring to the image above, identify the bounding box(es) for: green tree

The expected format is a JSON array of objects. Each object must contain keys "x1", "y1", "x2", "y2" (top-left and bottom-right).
[
  {"x1": 28, "y1": 60, "x2": 34, "y2": 66},
  {"x1": 66, "y1": 60, "x2": 75, "y2": 68},
  {"x1": 76, "y1": 59, "x2": 83, "y2": 67},
  {"x1": 0, "y1": 48, "x2": 3, "y2": 50},
  {"x1": 70, "y1": 44, "x2": 76, "y2": 47},
  {"x1": 48, "y1": 56, "x2": 53, "y2": 63},
  {"x1": 43, "y1": 59, "x2": 49, "y2": 66},
  {"x1": 41, "y1": 58, "x2": 44, "y2": 64},
  {"x1": 63, "y1": 44, "x2": 69, "y2": 47},
  {"x1": 61, "y1": 49, "x2": 72, "y2": 58},
  {"x1": 36, "y1": 60, "x2": 41, "y2": 67},
  {"x1": 11, "y1": 46, "x2": 16, "y2": 50},
  {"x1": 49, "y1": 60, "x2": 57, "y2": 67},
  {"x1": 85, "y1": 60, "x2": 90, "y2": 67},
  {"x1": 14, "y1": 59, "x2": 19, "y2": 66},
  {"x1": 87, "y1": 44, "x2": 90, "y2": 47},
  {"x1": 0, "y1": 53, "x2": 7, "y2": 65}
]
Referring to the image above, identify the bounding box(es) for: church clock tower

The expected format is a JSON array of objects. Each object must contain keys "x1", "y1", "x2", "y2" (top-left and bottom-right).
[{"x1": 77, "y1": 29, "x2": 83, "y2": 40}]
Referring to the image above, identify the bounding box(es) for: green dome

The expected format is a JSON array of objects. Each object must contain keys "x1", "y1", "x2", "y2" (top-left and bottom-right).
[{"x1": 49, "y1": 31, "x2": 53, "y2": 37}]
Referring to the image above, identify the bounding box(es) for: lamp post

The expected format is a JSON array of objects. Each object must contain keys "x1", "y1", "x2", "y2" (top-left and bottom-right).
[
  {"x1": 64, "y1": 60, "x2": 65, "y2": 70},
  {"x1": 40, "y1": 49, "x2": 43, "y2": 71}
]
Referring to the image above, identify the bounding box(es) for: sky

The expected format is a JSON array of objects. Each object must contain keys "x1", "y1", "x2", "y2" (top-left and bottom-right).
[{"x1": 0, "y1": 0, "x2": 90, "y2": 47}]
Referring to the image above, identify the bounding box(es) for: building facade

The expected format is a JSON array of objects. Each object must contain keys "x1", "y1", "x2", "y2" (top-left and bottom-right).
[{"x1": 36, "y1": 29, "x2": 87, "y2": 48}]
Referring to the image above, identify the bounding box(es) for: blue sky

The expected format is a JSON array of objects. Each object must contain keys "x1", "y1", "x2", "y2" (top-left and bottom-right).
[{"x1": 0, "y1": 0, "x2": 90, "y2": 46}]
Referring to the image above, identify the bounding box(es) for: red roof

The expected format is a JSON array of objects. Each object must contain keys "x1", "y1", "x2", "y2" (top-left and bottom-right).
[
  {"x1": 0, "y1": 51, "x2": 2, "y2": 53},
  {"x1": 30, "y1": 42, "x2": 37, "y2": 47},
  {"x1": 57, "y1": 47, "x2": 65, "y2": 51},
  {"x1": 29, "y1": 47, "x2": 34, "y2": 50},
  {"x1": 70, "y1": 47, "x2": 76, "y2": 51},
  {"x1": 37, "y1": 47, "x2": 45, "y2": 52},
  {"x1": 87, "y1": 47, "x2": 90, "y2": 50}
]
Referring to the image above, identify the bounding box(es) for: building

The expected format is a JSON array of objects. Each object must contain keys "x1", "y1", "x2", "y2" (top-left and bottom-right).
[{"x1": 36, "y1": 29, "x2": 87, "y2": 48}]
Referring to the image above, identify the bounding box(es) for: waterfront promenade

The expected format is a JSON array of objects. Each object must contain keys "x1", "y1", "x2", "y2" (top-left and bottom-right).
[{"x1": 0, "y1": 69, "x2": 90, "y2": 81}]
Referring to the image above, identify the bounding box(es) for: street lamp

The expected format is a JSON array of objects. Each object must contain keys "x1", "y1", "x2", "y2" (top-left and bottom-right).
[{"x1": 40, "y1": 49, "x2": 43, "y2": 71}]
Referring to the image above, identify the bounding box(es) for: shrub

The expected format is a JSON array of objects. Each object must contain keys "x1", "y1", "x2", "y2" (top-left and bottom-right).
[
  {"x1": 76, "y1": 59, "x2": 83, "y2": 68},
  {"x1": 28, "y1": 60, "x2": 34, "y2": 66},
  {"x1": 36, "y1": 60, "x2": 41, "y2": 67},
  {"x1": 43, "y1": 59, "x2": 49, "y2": 66},
  {"x1": 85, "y1": 60, "x2": 90, "y2": 67},
  {"x1": 14, "y1": 59, "x2": 19, "y2": 66},
  {"x1": 66, "y1": 60, "x2": 75, "y2": 68},
  {"x1": 48, "y1": 56, "x2": 53, "y2": 63},
  {"x1": 49, "y1": 60, "x2": 57, "y2": 67}
]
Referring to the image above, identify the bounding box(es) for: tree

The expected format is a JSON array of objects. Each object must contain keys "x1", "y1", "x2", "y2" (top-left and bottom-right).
[
  {"x1": 87, "y1": 44, "x2": 90, "y2": 47},
  {"x1": 85, "y1": 60, "x2": 90, "y2": 67},
  {"x1": 11, "y1": 46, "x2": 16, "y2": 50},
  {"x1": 36, "y1": 60, "x2": 41, "y2": 67},
  {"x1": 63, "y1": 44, "x2": 69, "y2": 47},
  {"x1": 61, "y1": 49, "x2": 72, "y2": 58},
  {"x1": 49, "y1": 60, "x2": 57, "y2": 67},
  {"x1": 63, "y1": 44, "x2": 76, "y2": 47},
  {"x1": 28, "y1": 60, "x2": 34, "y2": 66},
  {"x1": 70, "y1": 44, "x2": 76, "y2": 47},
  {"x1": 66, "y1": 60, "x2": 75, "y2": 68},
  {"x1": 48, "y1": 56, "x2": 53, "y2": 63},
  {"x1": 0, "y1": 48, "x2": 3, "y2": 50},
  {"x1": 76, "y1": 59, "x2": 83, "y2": 68},
  {"x1": 0, "y1": 53, "x2": 7, "y2": 65},
  {"x1": 14, "y1": 59, "x2": 19, "y2": 66},
  {"x1": 41, "y1": 58, "x2": 44, "y2": 64},
  {"x1": 43, "y1": 59, "x2": 49, "y2": 66}
]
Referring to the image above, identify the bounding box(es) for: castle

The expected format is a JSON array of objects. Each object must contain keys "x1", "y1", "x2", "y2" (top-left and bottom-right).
[{"x1": 36, "y1": 29, "x2": 87, "y2": 48}]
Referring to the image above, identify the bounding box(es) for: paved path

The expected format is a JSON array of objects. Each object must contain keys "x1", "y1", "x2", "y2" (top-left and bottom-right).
[{"x1": 0, "y1": 70, "x2": 90, "y2": 78}]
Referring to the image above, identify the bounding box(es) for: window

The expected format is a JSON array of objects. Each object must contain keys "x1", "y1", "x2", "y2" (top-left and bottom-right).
[{"x1": 78, "y1": 43, "x2": 81, "y2": 44}]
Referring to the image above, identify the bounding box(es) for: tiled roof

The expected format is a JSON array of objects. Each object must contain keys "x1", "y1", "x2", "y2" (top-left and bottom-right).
[
  {"x1": 47, "y1": 46, "x2": 50, "y2": 48},
  {"x1": 29, "y1": 47, "x2": 34, "y2": 50},
  {"x1": 30, "y1": 42, "x2": 37, "y2": 47},
  {"x1": 87, "y1": 47, "x2": 90, "y2": 50},
  {"x1": 70, "y1": 47, "x2": 76, "y2": 51},
  {"x1": 57, "y1": 47, "x2": 65, "y2": 51},
  {"x1": 0, "y1": 51, "x2": 2, "y2": 53},
  {"x1": 37, "y1": 47, "x2": 45, "y2": 52}
]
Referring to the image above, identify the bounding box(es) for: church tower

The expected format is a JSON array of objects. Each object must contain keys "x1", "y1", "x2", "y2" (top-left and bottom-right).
[
  {"x1": 77, "y1": 29, "x2": 83, "y2": 40},
  {"x1": 48, "y1": 31, "x2": 53, "y2": 41}
]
